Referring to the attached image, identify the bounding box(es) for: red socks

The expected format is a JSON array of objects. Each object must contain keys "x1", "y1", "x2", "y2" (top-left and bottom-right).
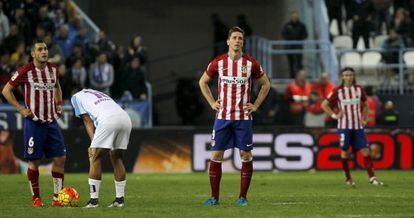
[
  {"x1": 209, "y1": 160, "x2": 222, "y2": 200},
  {"x1": 27, "y1": 168, "x2": 40, "y2": 199},
  {"x1": 239, "y1": 161, "x2": 253, "y2": 199},
  {"x1": 341, "y1": 158, "x2": 352, "y2": 180},
  {"x1": 363, "y1": 156, "x2": 375, "y2": 178}
]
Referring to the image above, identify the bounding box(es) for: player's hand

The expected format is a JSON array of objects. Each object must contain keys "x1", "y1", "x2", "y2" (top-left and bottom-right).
[
  {"x1": 361, "y1": 118, "x2": 367, "y2": 126},
  {"x1": 336, "y1": 110, "x2": 343, "y2": 119},
  {"x1": 56, "y1": 104, "x2": 62, "y2": 117},
  {"x1": 210, "y1": 99, "x2": 221, "y2": 111},
  {"x1": 244, "y1": 103, "x2": 258, "y2": 116},
  {"x1": 19, "y1": 108, "x2": 32, "y2": 118}
]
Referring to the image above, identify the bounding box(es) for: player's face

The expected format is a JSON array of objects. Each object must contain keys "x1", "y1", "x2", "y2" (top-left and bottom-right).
[
  {"x1": 31, "y1": 43, "x2": 48, "y2": 63},
  {"x1": 342, "y1": 70, "x2": 354, "y2": 86},
  {"x1": 227, "y1": 32, "x2": 244, "y2": 52}
]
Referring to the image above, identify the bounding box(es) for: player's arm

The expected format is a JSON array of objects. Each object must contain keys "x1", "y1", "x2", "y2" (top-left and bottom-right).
[
  {"x1": 1, "y1": 83, "x2": 32, "y2": 117},
  {"x1": 199, "y1": 72, "x2": 220, "y2": 111},
  {"x1": 321, "y1": 99, "x2": 343, "y2": 120},
  {"x1": 245, "y1": 74, "x2": 270, "y2": 115},
  {"x1": 81, "y1": 114, "x2": 95, "y2": 140},
  {"x1": 54, "y1": 80, "x2": 63, "y2": 116}
]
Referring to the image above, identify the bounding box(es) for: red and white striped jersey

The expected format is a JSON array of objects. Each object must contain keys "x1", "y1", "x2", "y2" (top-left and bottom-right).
[
  {"x1": 327, "y1": 85, "x2": 367, "y2": 129},
  {"x1": 8, "y1": 62, "x2": 60, "y2": 122},
  {"x1": 206, "y1": 54, "x2": 264, "y2": 120}
]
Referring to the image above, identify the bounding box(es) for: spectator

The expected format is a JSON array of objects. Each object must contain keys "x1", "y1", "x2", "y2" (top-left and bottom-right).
[
  {"x1": 308, "y1": 72, "x2": 336, "y2": 127},
  {"x1": 12, "y1": 6, "x2": 32, "y2": 46},
  {"x1": 10, "y1": 42, "x2": 28, "y2": 67},
  {"x1": 128, "y1": 35, "x2": 148, "y2": 65},
  {"x1": 348, "y1": 0, "x2": 375, "y2": 49},
  {"x1": 68, "y1": 58, "x2": 87, "y2": 94},
  {"x1": 0, "y1": 52, "x2": 14, "y2": 89},
  {"x1": 75, "y1": 27, "x2": 90, "y2": 50},
  {"x1": 284, "y1": 70, "x2": 311, "y2": 126},
  {"x1": 111, "y1": 45, "x2": 128, "y2": 99},
  {"x1": 53, "y1": 8, "x2": 66, "y2": 31},
  {"x1": 66, "y1": 43, "x2": 89, "y2": 69},
  {"x1": 36, "y1": 5, "x2": 55, "y2": 35},
  {"x1": 282, "y1": 10, "x2": 308, "y2": 78},
  {"x1": 326, "y1": 0, "x2": 345, "y2": 35},
  {"x1": 121, "y1": 56, "x2": 147, "y2": 100},
  {"x1": 0, "y1": 1, "x2": 10, "y2": 43},
  {"x1": 304, "y1": 90, "x2": 325, "y2": 127},
  {"x1": 381, "y1": 29, "x2": 405, "y2": 73},
  {"x1": 211, "y1": 13, "x2": 228, "y2": 57},
  {"x1": 391, "y1": 8, "x2": 414, "y2": 47},
  {"x1": 2, "y1": 23, "x2": 24, "y2": 54},
  {"x1": 35, "y1": 25, "x2": 46, "y2": 41},
  {"x1": 237, "y1": 14, "x2": 252, "y2": 37},
  {"x1": 95, "y1": 31, "x2": 113, "y2": 56},
  {"x1": 44, "y1": 33, "x2": 64, "y2": 65},
  {"x1": 55, "y1": 25, "x2": 75, "y2": 59},
  {"x1": 88, "y1": 52, "x2": 114, "y2": 95},
  {"x1": 372, "y1": 0, "x2": 392, "y2": 34},
  {"x1": 364, "y1": 86, "x2": 379, "y2": 128},
  {"x1": 377, "y1": 100, "x2": 399, "y2": 127}
]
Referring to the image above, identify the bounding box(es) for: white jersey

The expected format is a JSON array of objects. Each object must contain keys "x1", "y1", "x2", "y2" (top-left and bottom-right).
[{"x1": 71, "y1": 89, "x2": 126, "y2": 126}]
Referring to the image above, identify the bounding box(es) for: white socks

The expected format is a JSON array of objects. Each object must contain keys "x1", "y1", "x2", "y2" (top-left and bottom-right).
[
  {"x1": 88, "y1": 178, "x2": 101, "y2": 199},
  {"x1": 115, "y1": 180, "x2": 126, "y2": 198}
]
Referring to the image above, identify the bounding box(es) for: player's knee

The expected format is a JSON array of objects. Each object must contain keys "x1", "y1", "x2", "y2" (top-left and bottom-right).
[
  {"x1": 53, "y1": 156, "x2": 66, "y2": 167},
  {"x1": 211, "y1": 151, "x2": 224, "y2": 162},
  {"x1": 240, "y1": 151, "x2": 253, "y2": 162}
]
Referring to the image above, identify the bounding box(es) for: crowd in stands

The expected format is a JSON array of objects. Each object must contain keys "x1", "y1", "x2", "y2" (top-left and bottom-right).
[
  {"x1": 326, "y1": 0, "x2": 414, "y2": 48},
  {"x1": 0, "y1": 0, "x2": 149, "y2": 103}
]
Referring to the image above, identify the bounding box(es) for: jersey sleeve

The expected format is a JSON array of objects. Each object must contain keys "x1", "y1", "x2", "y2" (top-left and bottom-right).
[
  {"x1": 205, "y1": 59, "x2": 218, "y2": 78},
  {"x1": 251, "y1": 60, "x2": 265, "y2": 79},
  {"x1": 8, "y1": 65, "x2": 30, "y2": 87},
  {"x1": 327, "y1": 88, "x2": 339, "y2": 106},
  {"x1": 71, "y1": 95, "x2": 87, "y2": 118}
]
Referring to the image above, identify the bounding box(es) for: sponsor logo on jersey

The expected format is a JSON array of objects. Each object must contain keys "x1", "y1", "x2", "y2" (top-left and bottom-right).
[
  {"x1": 34, "y1": 82, "x2": 55, "y2": 90},
  {"x1": 221, "y1": 76, "x2": 248, "y2": 85}
]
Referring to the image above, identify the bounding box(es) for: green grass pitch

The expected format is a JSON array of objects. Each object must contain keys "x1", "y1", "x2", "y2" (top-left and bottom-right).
[{"x1": 0, "y1": 171, "x2": 413, "y2": 217}]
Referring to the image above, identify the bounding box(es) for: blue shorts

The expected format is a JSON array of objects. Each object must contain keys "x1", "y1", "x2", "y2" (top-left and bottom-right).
[
  {"x1": 338, "y1": 129, "x2": 369, "y2": 151},
  {"x1": 210, "y1": 119, "x2": 253, "y2": 151},
  {"x1": 23, "y1": 118, "x2": 66, "y2": 160}
]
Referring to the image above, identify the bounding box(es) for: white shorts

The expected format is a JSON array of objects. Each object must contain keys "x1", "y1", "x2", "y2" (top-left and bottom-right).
[{"x1": 90, "y1": 112, "x2": 132, "y2": 150}]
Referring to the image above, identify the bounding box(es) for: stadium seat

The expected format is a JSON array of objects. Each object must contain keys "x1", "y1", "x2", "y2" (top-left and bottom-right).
[
  {"x1": 333, "y1": 35, "x2": 352, "y2": 49},
  {"x1": 330, "y1": 20, "x2": 339, "y2": 36},
  {"x1": 404, "y1": 51, "x2": 414, "y2": 68},
  {"x1": 356, "y1": 37, "x2": 374, "y2": 50},
  {"x1": 362, "y1": 51, "x2": 382, "y2": 69},
  {"x1": 340, "y1": 52, "x2": 361, "y2": 69},
  {"x1": 373, "y1": 35, "x2": 388, "y2": 48}
]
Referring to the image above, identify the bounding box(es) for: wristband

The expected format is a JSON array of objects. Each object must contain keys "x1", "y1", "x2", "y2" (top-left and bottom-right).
[{"x1": 331, "y1": 113, "x2": 338, "y2": 119}]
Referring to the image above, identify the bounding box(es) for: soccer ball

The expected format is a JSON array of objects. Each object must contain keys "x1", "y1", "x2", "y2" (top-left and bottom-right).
[{"x1": 57, "y1": 187, "x2": 80, "y2": 207}]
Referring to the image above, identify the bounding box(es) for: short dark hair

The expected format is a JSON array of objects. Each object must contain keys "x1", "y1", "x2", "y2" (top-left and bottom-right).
[
  {"x1": 31, "y1": 39, "x2": 46, "y2": 51},
  {"x1": 227, "y1": 26, "x2": 244, "y2": 39}
]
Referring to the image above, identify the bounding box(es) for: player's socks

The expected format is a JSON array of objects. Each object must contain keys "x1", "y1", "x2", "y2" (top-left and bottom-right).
[
  {"x1": 27, "y1": 168, "x2": 40, "y2": 200},
  {"x1": 88, "y1": 178, "x2": 101, "y2": 199},
  {"x1": 209, "y1": 160, "x2": 222, "y2": 201},
  {"x1": 52, "y1": 171, "x2": 64, "y2": 201},
  {"x1": 115, "y1": 180, "x2": 126, "y2": 198},
  {"x1": 363, "y1": 156, "x2": 375, "y2": 178},
  {"x1": 341, "y1": 158, "x2": 352, "y2": 181},
  {"x1": 239, "y1": 160, "x2": 253, "y2": 199}
]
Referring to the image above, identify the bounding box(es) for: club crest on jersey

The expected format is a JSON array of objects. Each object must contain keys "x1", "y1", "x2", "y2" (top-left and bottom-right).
[
  {"x1": 241, "y1": 66, "x2": 248, "y2": 74},
  {"x1": 27, "y1": 147, "x2": 34, "y2": 155},
  {"x1": 11, "y1": 72, "x2": 18, "y2": 81}
]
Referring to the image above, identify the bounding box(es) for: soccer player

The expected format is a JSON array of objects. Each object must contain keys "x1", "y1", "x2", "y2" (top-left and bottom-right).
[
  {"x1": 321, "y1": 67, "x2": 384, "y2": 186},
  {"x1": 1, "y1": 40, "x2": 66, "y2": 207},
  {"x1": 199, "y1": 26, "x2": 270, "y2": 206},
  {"x1": 71, "y1": 89, "x2": 132, "y2": 208}
]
